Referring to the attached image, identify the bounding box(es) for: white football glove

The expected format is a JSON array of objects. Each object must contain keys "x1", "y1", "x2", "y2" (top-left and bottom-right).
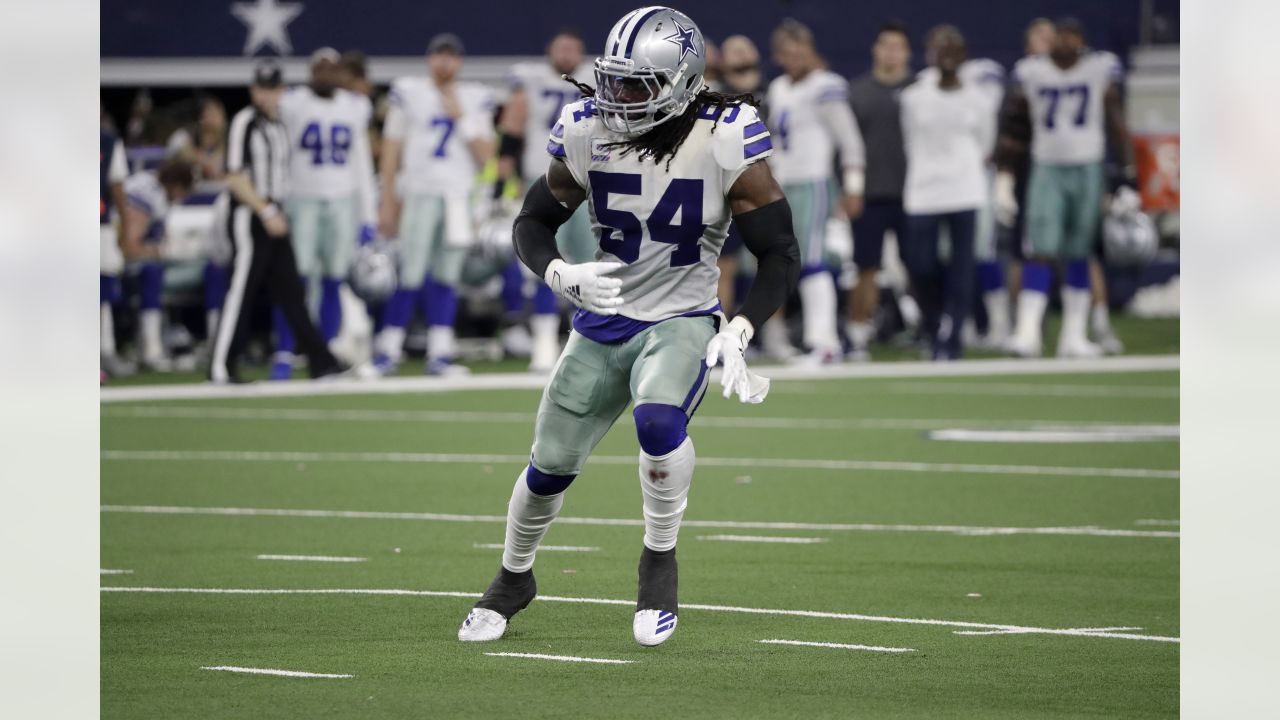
[
  {"x1": 993, "y1": 171, "x2": 1019, "y2": 228},
  {"x1": 705, "y1": 315, "x2": 771, "y2": 404},
  {"x1": 544, "y1": 258, "x2": 625, "y2": 315}
]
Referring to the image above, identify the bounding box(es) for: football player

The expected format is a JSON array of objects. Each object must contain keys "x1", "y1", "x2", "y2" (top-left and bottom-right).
[
  {"x1": 374, "y1": 34, "x2": 495, "y2": 376},
  {"x1": 273, "y1": 48, "x2": 377, "y2": 378},
  {"x1": 119, "y1": 158, "x2": 195, "y2": 370},
  {"x1": 458, "y1": 7, "x2": 799, "y2": 647},
  {"x1": 497, "y1": 29, "x2": 595, "y2": 372},
  {"x1": 100, "y1": 127, "x2": 132, "y2": 378},
  {"x1": 767, "y1": 19, "x2": 866, "y2": 365},
  {"x1": 996, "y1": 18, "x2": 1134, "y2": 357}
]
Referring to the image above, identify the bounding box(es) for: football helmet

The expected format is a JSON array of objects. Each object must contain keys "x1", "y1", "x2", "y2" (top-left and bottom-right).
[
  {"x1": 350, "y1": 238, "x2": 398, "y2": 303},
  {"x1": 594, "y1": 6, "x2": 707, "y2": 136},
  {"x1": 1103, "y1": 186, "x2": 1159, "y2": 266}
]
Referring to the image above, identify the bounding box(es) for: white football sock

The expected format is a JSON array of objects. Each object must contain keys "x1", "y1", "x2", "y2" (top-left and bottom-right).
[
  {"x1": 1012, "y1": 289, "x2": 1047, "y2": 346},
  {"x1": 205, "y1": 308, "x2": 220, "y2": 345},
  {"x1": 846, "y1": 320, "x2": 874, "y2": 349},
  {"x1": 139, "y1": 308, "x2": 164, "y2": 361},
  {"x1": 1058, "y1": 287, "x2": 1092, "y2": 347},
  {"x1": 426, "y1": 325, "x2": 457, "y2": 362},
  {"x1": 1091, "y1": 302, "x2": 1112, "y2": 336},
  {"x1": 529, "y1": 314, "x2": 561, "y2": 370},
  {"x1": 983, "y1": 288, "x2": 1011, "y2": 340},
  {"x1": 799, "y1": 274, "x2": 839, "y2": 353},
  {"x1": 101, "y1": 304, "x2": 116, "y2": 357},
  {"x1": 501, "y1": 468, "x2": 564, "y2": 573},
  {"x1": 639, "y1": 437, "x2": 695, "y2": 552},
  {"x1": 760, "y1": 315, "x2": 795, "y2": 356},
  {"x1": 377, "y1": 326, "x2": 406, "y2": 362}
]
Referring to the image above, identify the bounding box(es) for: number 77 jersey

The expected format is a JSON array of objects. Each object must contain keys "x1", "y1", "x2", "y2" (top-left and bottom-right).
[
  {"x1": 1015, "y1": 50, "x2": 1123, "y2": 165},
  {"x1": 550, "y1": 97, "x2": 772, "y2": 325}
]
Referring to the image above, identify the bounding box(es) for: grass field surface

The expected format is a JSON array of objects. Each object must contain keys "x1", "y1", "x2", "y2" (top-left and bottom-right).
[{"x1": 101, "y1": 360, "x2": 1178, "y2": 718}]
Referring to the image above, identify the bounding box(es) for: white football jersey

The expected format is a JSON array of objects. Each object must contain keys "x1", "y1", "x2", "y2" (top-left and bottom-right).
[
  {"x1": 552, "y1": 98, "x2": 772, "y2": 329},
  {"x1": 507, "y1": 61, "x2": 593, "y2": 180},
  {"x1": 384, "y1": 77, "x2": 495, "y2": 197},
  {"x1": 916, "y1": 59, "x2": 1005, "y2": 152},
  {"x1": 765, "y1": 69, "x2": 850, "y2": 183},
  {"x1": 1015, "y1": 51, "x2": 1123, "y2": 165},
  {"x1": 123, "y1": 171, "x2": 171, "y2": 233},
  {"x1": 278, "y1": 86, "x2": 374, "y2": 200},
  {"x1": 900, "y1": 80, "x2": 994, "y2": 214}
]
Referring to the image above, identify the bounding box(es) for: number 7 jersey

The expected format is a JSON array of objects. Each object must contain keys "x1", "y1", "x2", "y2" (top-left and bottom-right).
[
  {"x1": 1015, "y1": 51, "x2": 1123, "y2": 165},
  {"x1": 550, "y1": 98, "x2": 772, "y2": 325}
]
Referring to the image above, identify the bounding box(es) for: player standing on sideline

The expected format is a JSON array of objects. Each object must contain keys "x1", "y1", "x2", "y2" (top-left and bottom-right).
[
  {"x1": 209, "y1": 61, "x2": 346, "y2": 384},
  {"x1": 374, "y1": 34, "x2": 495, "y2": 376},
  {"x1": 900, "y1": 26, "x2": 994, "y2": 360},
  {"x1": 272, "y1": 48, "x2": 377, "y2": 379},
  {"x1": 497, "y1": 29, "x2": 594, "y2": 372},
  {"x1": 767, "y1": 19, "x2": 866, "y2": 366},
  {"x1": 996, "y1": 18, "x2": 1134, "y2": 358},
  {"x1": 100, "y1": 127, "x2": 133, "y2": 379},
  {"x1": 119, "y1": 158, "x2": 195, "y2": 371},
  {"x1": 846, "y1": 21, "x2": 912, "y2": 360},
  {"x1": 458, "y1": 6, "x2": 799, "y2": 647}
]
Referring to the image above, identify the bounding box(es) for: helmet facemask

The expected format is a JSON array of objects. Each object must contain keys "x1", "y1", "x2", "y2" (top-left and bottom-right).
[{"x1": 593, "y1": 55, "x2": 702, "y2": 137}]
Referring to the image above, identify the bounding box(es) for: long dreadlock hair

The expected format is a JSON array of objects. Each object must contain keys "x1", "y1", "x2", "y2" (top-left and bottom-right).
[{"x1": 562, "y1": 75, "x2": 757, "y2": 170}]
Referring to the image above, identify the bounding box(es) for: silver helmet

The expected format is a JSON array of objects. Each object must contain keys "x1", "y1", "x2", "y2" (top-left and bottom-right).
[{"x1": 594, "y1": 6, "x2": 707, "y2": 136}]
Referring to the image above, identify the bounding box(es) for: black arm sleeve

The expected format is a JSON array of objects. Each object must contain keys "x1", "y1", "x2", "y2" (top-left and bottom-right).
[
  {"x1": 512, "y1": 174, "x2": 574, "y2": 278},
  {"x1": 733, "y1": 199, "x2": 801, "y2": 331}
]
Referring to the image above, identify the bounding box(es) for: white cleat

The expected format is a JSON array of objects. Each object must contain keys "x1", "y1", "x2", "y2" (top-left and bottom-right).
[
  {"x1": 1004, "y1": 334, "x2": 1042, "y2": 358},
  {"x1": 1095, "y1": 331, "x2": 1125, "y2": 355},
  {"x1": 633, "y1": 609, "x2": 678, "y2": 647},
  {"x1": 1057, "y1": 337, "x2": 1103, "y2": 359},
  {"x1": 458, "y1": 608, "x2": 508, "y2": 642}
]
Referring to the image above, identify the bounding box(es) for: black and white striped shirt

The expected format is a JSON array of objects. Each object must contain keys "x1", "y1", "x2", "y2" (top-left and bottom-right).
[{"x1": 226, "y1": 105, "x2": 289, "y2": 205}]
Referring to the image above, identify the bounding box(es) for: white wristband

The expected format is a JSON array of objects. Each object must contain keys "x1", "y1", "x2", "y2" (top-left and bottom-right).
[{"x1": 842, "y1": 168, "x2": 865, "y2": 196}]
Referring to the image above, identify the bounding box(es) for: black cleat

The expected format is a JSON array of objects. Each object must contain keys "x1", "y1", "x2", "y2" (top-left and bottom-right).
[
  {"x1": 634, "y1": 546, "x2": 678, "y2": 646},
  {"x1": 458, "y1": 567, "x2": 537, "y2": 642}
]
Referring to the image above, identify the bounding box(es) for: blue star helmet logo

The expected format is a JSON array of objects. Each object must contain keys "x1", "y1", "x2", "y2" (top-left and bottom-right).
[{"x1": 663, "y1": 20, "x2": 700, "y2": 64}]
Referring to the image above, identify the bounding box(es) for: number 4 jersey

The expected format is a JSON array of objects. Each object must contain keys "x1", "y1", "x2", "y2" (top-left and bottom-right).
[
  {"x1": 550, "y1": 97, "x2": 772, "y2": 331},
  {"x1": 1015, "y1": 51, "x2": 1123, "y2": 165}
]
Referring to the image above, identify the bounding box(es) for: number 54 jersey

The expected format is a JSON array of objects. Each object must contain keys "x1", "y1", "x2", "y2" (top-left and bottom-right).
[
  {"x1": 551, "y1": 98, "x2": 772, "y2": 325},
  {"x1": 1015, "y1": 51, "x2": 1123, "y2": 166}
]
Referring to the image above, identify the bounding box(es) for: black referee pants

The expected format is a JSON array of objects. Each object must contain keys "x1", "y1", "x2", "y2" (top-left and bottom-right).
[{"x1": 209, "y1": 204, "x2": 338, "y2": 382}]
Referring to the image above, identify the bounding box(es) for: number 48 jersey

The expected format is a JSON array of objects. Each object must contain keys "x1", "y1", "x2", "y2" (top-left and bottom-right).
[
  {"x1": 551, "y1": 98, "x2": 772, "y2": 324},
  {"x1": 278, "y1": 86, "x2": 374, "y2": 199},
  {"x1": 1015, "y1": 51, "x2": 1123, "y2": 165}
]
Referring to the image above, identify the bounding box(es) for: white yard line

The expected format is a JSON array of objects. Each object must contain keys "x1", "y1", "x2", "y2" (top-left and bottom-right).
[
  {"x1": 698, "y1": 535, "x2": 828, "y2": 544},
  {"x1": 955, "y1": 626, "x2": 1143, "y2": 636},
  {"x1": 758, "y1": 639, "x2": 915, "y2": 653},
  {"x1": 100, "y1": 569, "x2": 133, "y2": 575},
  {"x1": 201, "y1": 665, "x2": 352, "y2": 679},
  {"x1": 1135, "y1": 519, "x2": 1180, "y2": 526},
  {"x1": 884, "y1": 382, "x2": 1178, "y2": 399},
  {"x1": 927, "y1": 427, "x2": 1178, "y2": 443},
  {"x1": 99, "y1": 504, "x2": 1181, "y2": 540},
  {"x1": 472, "y1": 543, "x2": 599, "y2": 552},
  {"x1": 101, "y1": 405, "x2": 1177, "y2": 434},
  {"x1": 483, "y1": 652, "x2": 634, "y2": 665},
  {"x1": 100, "y1": 449, "x2": 1178, "y2": 480},
  {"x1": 256, "y1": 554, "x2": 367, "y2": 563},
  {"x1": 100, "y1": 586, "x2": 1179, "y2": 643},
  {"x1": 98, "y1": 355, "x2": 1179, "y2": 404}
]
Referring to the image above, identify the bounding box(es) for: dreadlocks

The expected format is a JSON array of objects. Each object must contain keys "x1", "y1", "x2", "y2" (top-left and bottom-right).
[{"x1": 563, "y1": 75, "x2": 757, "y2": 170}]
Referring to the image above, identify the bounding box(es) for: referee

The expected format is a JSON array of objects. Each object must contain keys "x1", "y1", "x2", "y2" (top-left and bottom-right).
[{"x1": 209, "y1": 60, "x2": 344, "y2": 383}]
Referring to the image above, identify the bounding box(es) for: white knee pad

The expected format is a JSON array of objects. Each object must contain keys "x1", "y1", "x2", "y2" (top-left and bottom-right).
[{"x1": 638, "y1": 437, "x2": 695, "y2": 552}]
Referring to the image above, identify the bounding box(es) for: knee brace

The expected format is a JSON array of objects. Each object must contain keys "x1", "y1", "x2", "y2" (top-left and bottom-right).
[{"x1": 633, "y1": 403, "x2": 688, "y2": 458}]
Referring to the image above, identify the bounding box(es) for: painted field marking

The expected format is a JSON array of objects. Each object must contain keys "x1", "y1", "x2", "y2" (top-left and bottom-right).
[
  {"x1": 100, "y1": 505, "x2": 1181, "y2": 540},
  {"x1": 101, "y1": 405, "x2": 1177, "y2": 434},
  {"x1": 483, "y1": 652, "x2": 634, "y2": 665},
  {"x1": 883, "y1": 382, "x2": 1178, "y2": 399},
  {"x1": 100, "y1": 449, "x2": 1179, "y2": 480},
  {"x1": 1136, "y1": 519, "x2": 1180, "y2": 526},
  {"x1": 98, "y1": 355, "x2": 1179, "y2": 403},
  {"x1": 473, "y1": 543, "x2": 599, "y2": 552},
  {"x1": 100, "y1": 569, "x2": 133, "y2": 575},
  {"x1": 955, "y1": 626, "x2": 1142, "y2": 637},
  {"x1": 100, "y1": 587, "x2": 1180, "y2": 644},
  {"x1": 758, "y1": 639, "x2": 915, "y2": 653},
  {"x1": 699, "y1": 535, "x2": 828, "y2": 544},
  {"x1": 256, "y1": 554, "x2": 367, "y2": 563},
  {"x1": 927, "y1": 427, "x2": 1178, "y2": 443},
  {"x1": 201, "y1": 665, "x2": 352, "y2": 679}
]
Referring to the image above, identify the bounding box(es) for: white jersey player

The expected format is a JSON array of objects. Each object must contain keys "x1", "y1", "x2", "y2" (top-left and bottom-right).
[
  {"x1": 996, "y1": 18, "x2": 1134, "y2": 359},
  {"x1": 273, "y1": 48, "x2": 377, "y2": 379},
  {"x1": 458, "y1": 7, "x2": 800, "y2": 650},
  {"x1": 374, "y1": 33, "x2": 496, "y2": 376},
  {"x1": 766, "y1": 19, "x2": 866, "y2": 364}
]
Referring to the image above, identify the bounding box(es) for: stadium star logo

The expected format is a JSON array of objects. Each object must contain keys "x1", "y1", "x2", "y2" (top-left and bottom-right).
[
  {"x1": 663, "y1": 20, "x2": 700, "y2": 64},
  {"x1": 230, "y1": 0, "x2": 304, "y2": 56}
]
